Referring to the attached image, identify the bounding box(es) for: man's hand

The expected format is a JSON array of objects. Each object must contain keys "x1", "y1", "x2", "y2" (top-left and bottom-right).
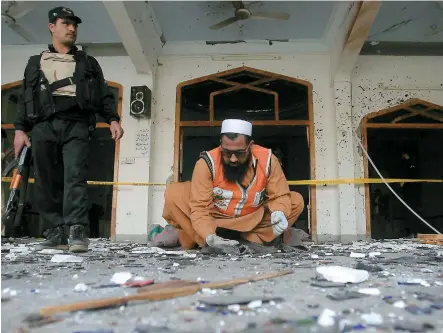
[
  {"x1": 206, "y1": 234, "x2": 239, "y2": 247},
  {"x1": 14, "y1": 130, "x2": 31, "y2": 158},
  {"x1": 271, "y1": 211, "x2": 288, "y2": 236},
  {"x1": 109, "y1": 121, "x2": 124, "y2": 141}
]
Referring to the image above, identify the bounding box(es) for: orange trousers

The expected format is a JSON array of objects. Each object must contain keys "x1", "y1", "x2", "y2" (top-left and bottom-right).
[{"x1": 162, "y1": 182, "x2": 304, "y2": 249}]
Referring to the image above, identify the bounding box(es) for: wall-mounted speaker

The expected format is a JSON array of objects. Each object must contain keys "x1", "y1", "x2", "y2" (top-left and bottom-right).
[{"x1": 130, "y1": 85, "x2": 151, "y2": 119}]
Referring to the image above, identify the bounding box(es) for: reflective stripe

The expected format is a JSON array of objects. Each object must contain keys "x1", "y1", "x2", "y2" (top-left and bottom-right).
[
  {"x1": 234, "y1": 157, "x2": 257, "y2": 217},
  {"x1": 206, "y1": 152, "x2": 216, "y2": 180},
  {"x1": 266, "y1": 149, "x2": 272, "y2": 177}
]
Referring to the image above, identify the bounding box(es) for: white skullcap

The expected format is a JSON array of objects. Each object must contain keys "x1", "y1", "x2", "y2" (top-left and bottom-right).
[{"x1": 221, "y1": 119, "x2": 252, "y2": 136}]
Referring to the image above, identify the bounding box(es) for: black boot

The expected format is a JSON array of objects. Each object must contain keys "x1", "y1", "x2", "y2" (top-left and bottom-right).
[
  {"x1": 35, "y1": 226, "x2": 69, "y2": 250},
  {"x1": 68, "y1": 225, "x2": 90, "y2": 253}
]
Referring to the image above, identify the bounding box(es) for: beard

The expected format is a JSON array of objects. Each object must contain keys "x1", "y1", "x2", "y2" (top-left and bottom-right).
[{"x1": 221, "y1": 153, "x2": 251, "y2": 184}]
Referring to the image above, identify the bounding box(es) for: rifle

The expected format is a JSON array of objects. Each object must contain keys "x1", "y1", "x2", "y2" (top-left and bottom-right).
[{"x1": 2, "y1": 142, "x2": 32, "y2": 233}]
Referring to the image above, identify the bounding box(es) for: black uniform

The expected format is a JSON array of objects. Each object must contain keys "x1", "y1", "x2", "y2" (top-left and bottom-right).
[
  {"x1": 14, "y1": 8, "x2": 120, "y2": 252},
  {"x1": 15, "y1": 44, "x2": 119, "y2": 231}
]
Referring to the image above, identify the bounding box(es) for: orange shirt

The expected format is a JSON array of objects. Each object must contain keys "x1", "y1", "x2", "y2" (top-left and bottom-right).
[{"x1": 189, "y1": 145, "x2": 292, "y2": 239}]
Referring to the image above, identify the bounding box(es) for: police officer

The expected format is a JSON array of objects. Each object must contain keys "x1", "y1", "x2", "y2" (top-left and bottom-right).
[{"x1": 13, "y1": 7, "x2": 124, "y2": 252}]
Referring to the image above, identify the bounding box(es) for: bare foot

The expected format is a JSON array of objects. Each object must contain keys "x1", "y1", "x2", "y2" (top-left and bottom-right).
[{"x1": 206, "y1": 234, "x2": 239, "y2": 247}]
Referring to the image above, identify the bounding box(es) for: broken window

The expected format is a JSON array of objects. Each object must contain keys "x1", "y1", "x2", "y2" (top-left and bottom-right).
[
  {"x1": 367, "y1": 102, "x2": 443, "y2": 124},
  {"x1": 363, "y1": 99, "x2": 443, "y2": 240},
  {"x1": 219, "y1": 70, "x2": 269, "y2": 84},
  {"x1": 181, "y1": 81, "x2": 230, "y2": 121},
  {"x1": 180, "y1": 69, "x2": 309, "y2": 122},
  {"x1": 256, "y1": 80, "x2": 309, "y2": 120},
  {"x1": 213, "y1": 89, "x2": 276, "y2": 121}
]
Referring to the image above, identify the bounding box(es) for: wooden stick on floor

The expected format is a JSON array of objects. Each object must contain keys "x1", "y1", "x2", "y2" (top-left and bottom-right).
[{"x1": 36, "y1": 270, "x2": 293, "y2": 317}]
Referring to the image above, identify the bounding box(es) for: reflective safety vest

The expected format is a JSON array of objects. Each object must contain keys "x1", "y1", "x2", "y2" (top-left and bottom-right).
[{"x1": 200, "y1": 144, "x2": 272, "y2": 217}]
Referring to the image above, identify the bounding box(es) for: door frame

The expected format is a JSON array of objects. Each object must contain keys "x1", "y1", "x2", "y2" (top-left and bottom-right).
[
  {"x1": 173, "y1": 66, "x2": 318, "y2": 239},
  {"x1": 1, "y1": 80, "x2": 123, "y2": 240},
  {"x1": 360, "y1": 98, "x2": 443, "y2": 238}
]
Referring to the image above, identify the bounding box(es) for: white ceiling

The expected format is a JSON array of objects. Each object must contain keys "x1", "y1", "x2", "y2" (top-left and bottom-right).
[
  {"x1": 150, "y1": 1, "x2": 336, "y2": 41},
  {"x1": 368, "y1": 1, "x2": 443, "y2": 42},
  {"x1": 1, "y1": 1, "x2": 121, "y2": 45},
  {"x1": 1, "y1": 1, "x2": 442, "y2": 46}
]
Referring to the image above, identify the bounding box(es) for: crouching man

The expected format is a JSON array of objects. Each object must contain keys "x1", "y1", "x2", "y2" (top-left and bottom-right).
[{"x1": 161, "y1": 119, "x2": 304, "y2": 249}]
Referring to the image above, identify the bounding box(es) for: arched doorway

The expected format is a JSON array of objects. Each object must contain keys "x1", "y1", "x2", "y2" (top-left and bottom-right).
[
  {"x1": 361, "y1": 99, "x2": 443, "y2": 239},
  {"x1": 174, "y1": 66, "x2": 317, "y2": 237},
  {"x1": 1, "y1": 80, "x2": 123, "y2": 239}
]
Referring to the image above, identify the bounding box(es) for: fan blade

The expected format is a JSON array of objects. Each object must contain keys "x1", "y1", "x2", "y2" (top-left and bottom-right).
[
  {"x1": 231, "y1": 1, "x2": 245, "y2": 10},
  {"x1": 209, "y1": 16, "x2": 239, "y2": 30},
  {"x1": 250, "y1": 11, "x2": 290, "y2": 20},
  {"x1": 8, "y1": 21, "x2": 34, "y2": 42}
]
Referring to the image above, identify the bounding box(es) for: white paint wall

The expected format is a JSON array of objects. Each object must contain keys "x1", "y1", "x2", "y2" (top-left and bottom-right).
[
  {"x1": 350, "y1": 56, "x2": 443, "y2": 236},
  {"x1": 2, "y1": 45, "x2": 442, "y2": 242}
]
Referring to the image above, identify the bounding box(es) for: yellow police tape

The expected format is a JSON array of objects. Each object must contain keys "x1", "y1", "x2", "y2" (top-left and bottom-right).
[{"x1": 2, "y1": 177, "x2": 443, "y2": 186}]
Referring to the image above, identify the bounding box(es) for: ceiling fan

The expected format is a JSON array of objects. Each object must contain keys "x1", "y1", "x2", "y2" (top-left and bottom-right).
[
  {"x1": 1, "y1": 1, "x2": 35, "y2": 42},
  {"x1": 209, "y1": 1, "x2": 290, "y2": 30}
]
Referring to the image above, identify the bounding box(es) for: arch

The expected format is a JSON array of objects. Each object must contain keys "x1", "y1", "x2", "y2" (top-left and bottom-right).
[
  {"x1": 363, "y1": 98, "x2": 443, "y2": 126},
  {"x1": 176, "y1": 65, "x2": 314, "y2": 91},
  {"x1": 174, "y1": 66, "x2": 317, "y2": 239},
  {"x1": 1, "y1": 80, "x2": 123, "y2": 240},
  {"x1": 361, "y1": 99, "x2": 443, "y2": 238}
]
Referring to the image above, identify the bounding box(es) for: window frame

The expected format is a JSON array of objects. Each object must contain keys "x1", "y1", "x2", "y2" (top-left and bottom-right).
[
  {"x1": 174, "y1": 66, "x2": 318, "y2": 240},
  {"x1": 361, "y1": 98, "x2": 443, "y2": 238}
]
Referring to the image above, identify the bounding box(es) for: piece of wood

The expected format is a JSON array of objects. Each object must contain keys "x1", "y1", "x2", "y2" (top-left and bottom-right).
[
  {"x1": 37, "y1": 270, "x2": 293, "y2": 317},
  {"x1": 202, "y1": 269, "x2": 293, "y2": 289},
  {"x1": 417, "y1": 233, "x2": 443, "y2": 246},
  {"x1": 108, "y1": 81, "x2": 123, "y2": 241},
  {"x1": 137, "y1": 280, "x2": 199, "y2": 293}
]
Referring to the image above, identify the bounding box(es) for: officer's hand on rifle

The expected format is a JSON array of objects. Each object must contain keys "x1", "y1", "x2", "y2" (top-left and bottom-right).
[
  {"x1": 109, "y1": 121, "x2": 124, "y2": 142},
  {"x1": 14, "y1": 130, "x2": 31, "y2": 158}
]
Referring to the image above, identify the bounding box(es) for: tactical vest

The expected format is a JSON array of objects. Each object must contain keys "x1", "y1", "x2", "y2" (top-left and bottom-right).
[
  {"x1": 200, "y1": 144, "x2": 272, "y2": 218},
  {"x1": 22, "y1": 50, "x2": 102, "y2": 121},
  {"x1": 40, "y1": 52, "x2": 76, "y2": 97}
]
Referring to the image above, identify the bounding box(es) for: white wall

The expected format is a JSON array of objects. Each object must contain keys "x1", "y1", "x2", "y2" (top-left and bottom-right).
[
  {"x1": 350, "y1": 56, "x2": 443, "y2": 236},
  {"x1": 1, "y1": 45, "x2": 155, "y2": 242}
]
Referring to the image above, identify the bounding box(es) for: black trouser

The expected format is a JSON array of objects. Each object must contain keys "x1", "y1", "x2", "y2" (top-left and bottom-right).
[{"x1": 31, "y1": 118, "x2": 90, "y2": 230}]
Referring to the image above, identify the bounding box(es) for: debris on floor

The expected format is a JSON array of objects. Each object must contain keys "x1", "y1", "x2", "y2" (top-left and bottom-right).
[{"x1": 1, "y1": 237, "x2": 443, "y2": 332}]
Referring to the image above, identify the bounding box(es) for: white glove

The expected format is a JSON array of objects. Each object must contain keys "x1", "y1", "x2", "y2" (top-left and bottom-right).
[
  {"x1": 206, "y1": 234, "x2": 239, "y2": 247},
  {"x1": 271, "y1": 211, "x2": 288, "y2": 236}
]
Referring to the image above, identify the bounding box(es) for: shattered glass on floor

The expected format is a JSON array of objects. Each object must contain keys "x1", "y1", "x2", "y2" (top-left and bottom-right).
[{"x1": 1, "y1": 237, "x2": 443, "y2": 333}]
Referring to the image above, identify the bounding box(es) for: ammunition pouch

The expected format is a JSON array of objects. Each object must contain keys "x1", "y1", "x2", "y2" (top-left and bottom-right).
[
  {"x1": 23, "y1": 55, "x2": 45, "y2": 122},
  {"x1": 74, "y1": 51, "x2": 102, "y2": 113}
]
